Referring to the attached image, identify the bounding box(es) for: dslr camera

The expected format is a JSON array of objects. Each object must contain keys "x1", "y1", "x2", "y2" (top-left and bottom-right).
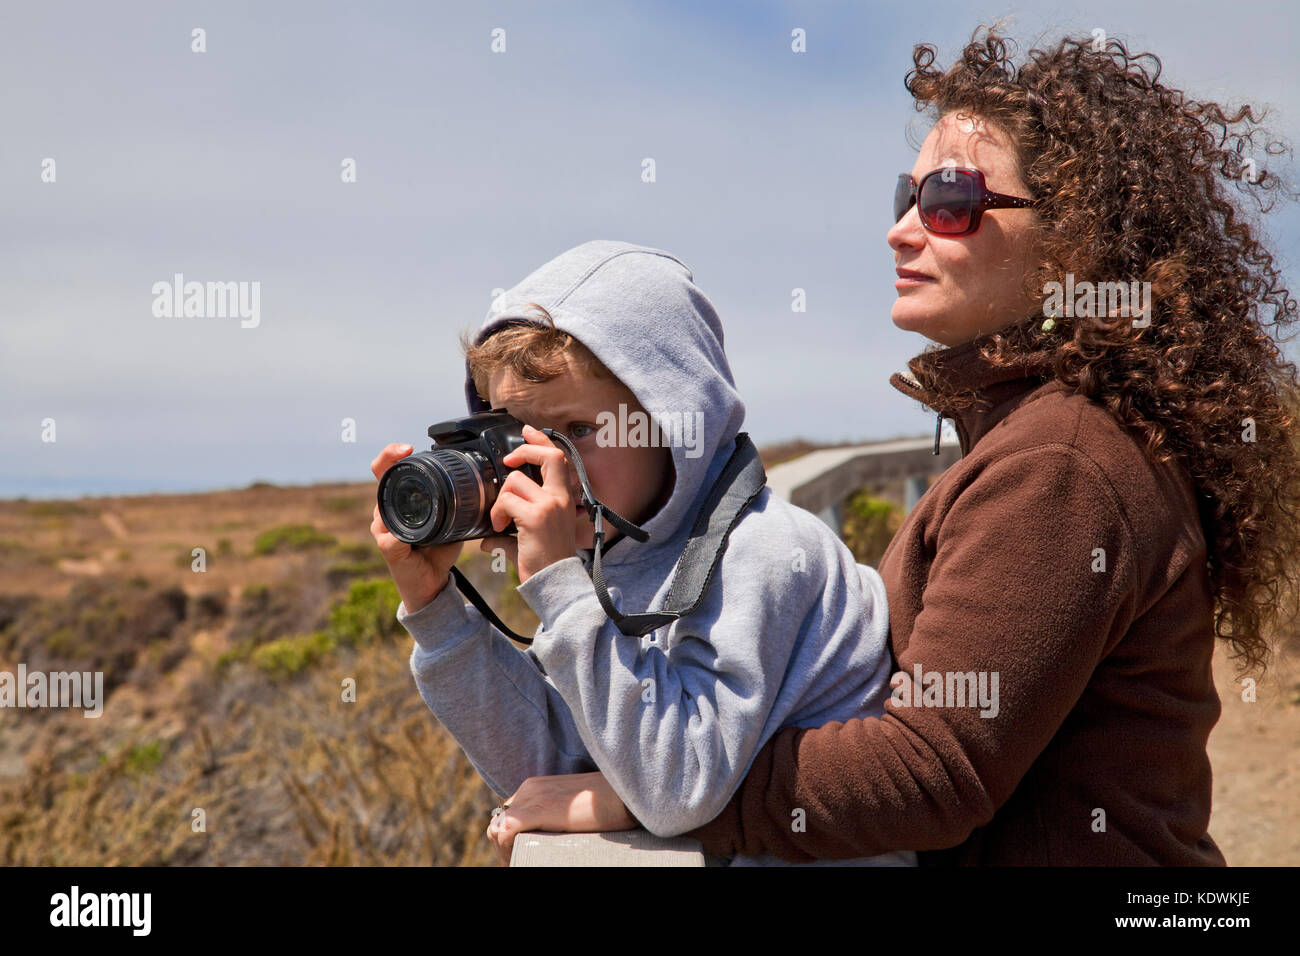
[{"x1": 377, "y1": 409, "x2": 544, "y2": 546}]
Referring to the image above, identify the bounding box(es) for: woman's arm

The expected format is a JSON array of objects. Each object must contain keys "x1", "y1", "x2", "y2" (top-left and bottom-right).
[
  {"x1": 511, "y1": 504, "x2": 881, "y2": 838},
  {"x1": 685, "y1": 445, "x2": 1141, "y2": 861}
]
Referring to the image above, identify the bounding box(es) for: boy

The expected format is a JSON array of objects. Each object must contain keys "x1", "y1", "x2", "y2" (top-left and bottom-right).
[{"x1": 373, "y1": 240, "x2": 914, "y2": 866}]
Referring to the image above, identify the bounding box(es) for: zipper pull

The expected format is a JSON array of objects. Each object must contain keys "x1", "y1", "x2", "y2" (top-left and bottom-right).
[{"x1": 933, "y1": 412, "x2": 942, "y2": 455}]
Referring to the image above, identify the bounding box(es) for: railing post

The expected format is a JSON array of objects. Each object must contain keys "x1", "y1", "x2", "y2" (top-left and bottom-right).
[
  {"x1": 815, "y1": 500, "x2": 844, "y2": 536},
  {"x1": 903, "y1": 475, "x2": 929, "y2": 513}
]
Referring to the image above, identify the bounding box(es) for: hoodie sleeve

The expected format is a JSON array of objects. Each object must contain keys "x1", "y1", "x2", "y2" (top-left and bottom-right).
[
  {"x1": 516, "y1": 517, "x2": 874, "y2": 839},
  {"x1": 399, "y1": 571, "x2": 597, "y2": 799},
  {"x1": 682, "y1": 445, "x2": 1141, "y2": 861}
]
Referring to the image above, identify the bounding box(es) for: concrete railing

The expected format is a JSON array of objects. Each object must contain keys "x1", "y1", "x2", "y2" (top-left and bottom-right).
[
  {"x1": 766, "y1": 435, "x2": 962, "y2": 531},
  {"x1": 510, "y1": 830, "x2": 717, "y2": 866},
  {"x1": 510, "y1": 432, "x2": 961, "y2": 866}
]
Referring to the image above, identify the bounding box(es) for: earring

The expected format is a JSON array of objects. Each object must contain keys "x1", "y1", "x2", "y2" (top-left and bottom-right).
[{"x1": 1040, "y1": 300, "x2": 1061, "y2": 333}]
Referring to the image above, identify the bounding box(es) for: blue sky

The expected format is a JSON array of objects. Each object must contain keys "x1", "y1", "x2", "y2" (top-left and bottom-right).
[{"x1": 3, "y1": 0, "x2": 1298, "y2": 497}]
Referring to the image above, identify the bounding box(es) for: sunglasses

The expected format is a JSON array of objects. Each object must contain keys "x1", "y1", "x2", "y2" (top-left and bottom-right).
[{"x1": 894, "y1": 167, "x2": 1036, "y2": 236}]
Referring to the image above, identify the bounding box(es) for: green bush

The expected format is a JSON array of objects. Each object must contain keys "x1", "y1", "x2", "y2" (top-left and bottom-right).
[
  {"x1": 325, "y1": 495, "x2": 364, "y2": 514},
  {"x1": 841, "y1": 492, "x2": 903, "y2": 567},
  {"x1": 331, "y1": 541, "x2": 376, "y2": 561},
  {"x1": 252, "y1": 631, "x2": 336, "y2": 677},
  {"x1": 125, "y1": 741, "x2": 164, "y2": 776},
  {"x1": 24, "y1": 500, "x2": 86, "y2": 517},
  {"x1": 253, "y1": 524, "x2": 337, "y2": 555},
  {"x1": 327, "y1": 579, "x2": 401, "y2": 647},
  {"x1": 225, "y1": 579, "x2": 402, "y2": 680},
  {"x1": 326, "y1": 543, "x2": 387, "y2": 581},
  {"x1": 216, "y1": 639, "x2": 256, "y2": 671},
  {"x1": 45, "y1": 625, "x2": 79, "y2": 656},
  {"x1": 326, "y1": 559, "x2": 387, "y2": 585}
]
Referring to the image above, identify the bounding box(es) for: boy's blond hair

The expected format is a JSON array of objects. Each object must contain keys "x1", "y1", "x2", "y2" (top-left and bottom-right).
[{"x1": 461, "y1": 303, "x2": 613, "y2": 405}]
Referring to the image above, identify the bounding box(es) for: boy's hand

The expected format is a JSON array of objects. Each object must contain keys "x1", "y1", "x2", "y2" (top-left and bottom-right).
[
  {"x1": 485, "y1": 772, "x2": 638, "y2": 866},
  {"x1": 370, "y1": 443, "x2": 464, "y2": 614},
  {"x1": 483, "y1": 424, "x2": 577, "y2": 583}
]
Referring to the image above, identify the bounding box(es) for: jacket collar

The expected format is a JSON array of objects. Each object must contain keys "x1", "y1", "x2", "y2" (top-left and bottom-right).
[{"x1": 889, "y1": 337, "x2": 1056, "y2": 455}]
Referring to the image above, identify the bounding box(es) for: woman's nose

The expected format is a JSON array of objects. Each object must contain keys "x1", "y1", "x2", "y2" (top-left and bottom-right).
[{"x1": 888, "y1": 208, "x2": 925, "y2": 251}]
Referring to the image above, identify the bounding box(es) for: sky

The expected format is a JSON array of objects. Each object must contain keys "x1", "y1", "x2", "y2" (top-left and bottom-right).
[{"x1": 3, "y1": 0, "x2": 1298, "y2": 498}]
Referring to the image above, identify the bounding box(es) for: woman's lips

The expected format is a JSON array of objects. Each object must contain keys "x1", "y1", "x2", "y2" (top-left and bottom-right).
[{"x1": 895, "y1": 268, "x2": 935, "y2": 288}]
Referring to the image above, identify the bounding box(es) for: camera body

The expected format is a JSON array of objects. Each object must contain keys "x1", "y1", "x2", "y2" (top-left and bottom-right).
[{"x1": 377, "y1": 409, "x2": 544, "y2": 546}]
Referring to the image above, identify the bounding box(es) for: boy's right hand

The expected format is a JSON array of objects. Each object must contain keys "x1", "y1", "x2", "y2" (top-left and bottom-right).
[{"x1": 370, "y1": 443, "x2": 464, "y2": 615}]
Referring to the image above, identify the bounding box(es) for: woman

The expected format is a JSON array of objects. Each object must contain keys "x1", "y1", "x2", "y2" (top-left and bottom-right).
[{"x1": 486, "y1": 27, "x2": 1300, "y2": 865}]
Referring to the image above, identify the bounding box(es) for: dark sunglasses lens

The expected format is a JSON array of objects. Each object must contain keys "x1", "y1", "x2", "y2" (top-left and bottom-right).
[
  {"x1": 919, "y1": 173, "x2": 974, "y2": 233},
  {"x1": 894, "y1": 176, "x2": 914, "y2": 223}
]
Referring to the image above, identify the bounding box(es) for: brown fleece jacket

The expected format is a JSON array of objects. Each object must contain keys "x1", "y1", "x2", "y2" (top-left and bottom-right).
[{"x1": 686, "y1": 337, "x2": 1227, "y2": 865}]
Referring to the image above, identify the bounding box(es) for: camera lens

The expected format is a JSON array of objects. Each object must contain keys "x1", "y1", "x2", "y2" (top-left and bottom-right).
[
  {"x1": 377, "y1": 448, "x2": 491, "y2": 546},
  {"x1": 393, "y1": 475, "x2": 433, "y2": 526}
]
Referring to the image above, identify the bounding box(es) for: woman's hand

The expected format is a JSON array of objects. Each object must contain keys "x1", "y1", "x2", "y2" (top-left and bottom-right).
[
  {"x1": 481, "y1": 424, "x2": 577, "y2": 583},
  {"x1": 485, "y1": 772, "x2": 638, "y2": 866},
  {"x1": 370, "y1": 443, "x2": 464, "y2": 614}
]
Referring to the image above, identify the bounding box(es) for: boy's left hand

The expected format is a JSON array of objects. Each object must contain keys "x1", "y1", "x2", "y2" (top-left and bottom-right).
[
  {"x1": 481, "y1": 424, "x2": 577, "y2": 583},
  {"x1": 486, "y1": 771, "x2": 638, "y2": 866}
]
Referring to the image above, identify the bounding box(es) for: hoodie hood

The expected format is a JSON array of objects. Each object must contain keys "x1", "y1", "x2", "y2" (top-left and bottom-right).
[{"x1": 463, "y1": 240, "x2": 746, "y2": 564}]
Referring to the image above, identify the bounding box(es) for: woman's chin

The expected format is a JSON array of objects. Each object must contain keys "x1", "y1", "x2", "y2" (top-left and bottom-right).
[{"x1": 891, "y1": 304, "x2": 938, "y2": 336}]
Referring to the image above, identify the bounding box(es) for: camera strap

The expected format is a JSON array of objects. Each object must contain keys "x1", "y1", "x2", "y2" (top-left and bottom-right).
[
  {"x1": 580, "y1": 432, "x2": 767, "y2": 637},
  {"x1": 448, "y1": 432, "x2": 767, "y2": 644}
]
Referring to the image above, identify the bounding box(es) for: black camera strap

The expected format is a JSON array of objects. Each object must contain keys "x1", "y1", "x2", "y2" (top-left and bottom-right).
[
  {"x1": 578, "y1": 432, "x2": 766, "y2": 637},
  {"x1": 448, "y1": 432, "x2": 766, "y2": 644}
]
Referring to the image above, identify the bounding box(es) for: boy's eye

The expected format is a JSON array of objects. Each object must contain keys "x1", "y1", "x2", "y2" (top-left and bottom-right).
[{"x1": 568, "y1": 423, "x2": 594, "y2": 440}]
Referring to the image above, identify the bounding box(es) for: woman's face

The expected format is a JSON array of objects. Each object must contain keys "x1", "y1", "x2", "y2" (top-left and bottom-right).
[{"x1": 887, "y1": 112, "x2": 1042, "y2": 347}]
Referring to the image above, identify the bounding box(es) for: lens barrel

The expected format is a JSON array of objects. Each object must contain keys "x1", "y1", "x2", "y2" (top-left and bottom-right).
[{"x1": 377, "y1": 448, "x2": 493, "y2": 546}]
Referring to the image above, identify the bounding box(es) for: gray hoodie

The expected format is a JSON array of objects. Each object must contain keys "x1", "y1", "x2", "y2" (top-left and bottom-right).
[{"x1": 398, "y1": 240, "x2": 915, "y2": 867}]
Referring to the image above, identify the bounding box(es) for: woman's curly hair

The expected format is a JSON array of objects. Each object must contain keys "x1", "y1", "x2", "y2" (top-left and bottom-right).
[{"x1": 904, "y1": 25, "x2": 1300, "y2": 677}]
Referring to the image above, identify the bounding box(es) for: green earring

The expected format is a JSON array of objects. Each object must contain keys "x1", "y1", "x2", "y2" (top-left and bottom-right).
[{"x1": 1041, "y1": 300, "x2": 1061, "y2": 333}]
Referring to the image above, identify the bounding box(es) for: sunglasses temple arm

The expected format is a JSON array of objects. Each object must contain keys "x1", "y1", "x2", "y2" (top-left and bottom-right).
[{"x1": 982, "y1": 192, "x2": 1036, "y2": 210}]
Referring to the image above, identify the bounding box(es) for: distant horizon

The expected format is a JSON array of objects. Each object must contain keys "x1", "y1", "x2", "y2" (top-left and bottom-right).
[
  {"x1": 0, "y1": 473, "x2": 365, "y2": 502},
  {"x1": 0, "y1": 427, "x2": 951, "y2": 500}
]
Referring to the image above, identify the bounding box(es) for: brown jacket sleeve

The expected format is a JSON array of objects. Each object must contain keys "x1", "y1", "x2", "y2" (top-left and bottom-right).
[{"x1": 686, "y1": 445, "x2": 1140, "y2": 861}]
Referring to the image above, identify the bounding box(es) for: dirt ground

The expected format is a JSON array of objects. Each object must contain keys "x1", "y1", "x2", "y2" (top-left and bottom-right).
[
  {"x1": 1, "y1": 481, "x2": 1296, "y2": 865},
  {"x1": 1206, "y1": 639, "x2": 1300, "y2": 865}
]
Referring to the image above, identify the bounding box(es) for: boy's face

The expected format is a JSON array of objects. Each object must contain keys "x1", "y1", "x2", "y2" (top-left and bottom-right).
[{"x1": 487, "y1": 355, "x2": 674, "y2": 551}]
